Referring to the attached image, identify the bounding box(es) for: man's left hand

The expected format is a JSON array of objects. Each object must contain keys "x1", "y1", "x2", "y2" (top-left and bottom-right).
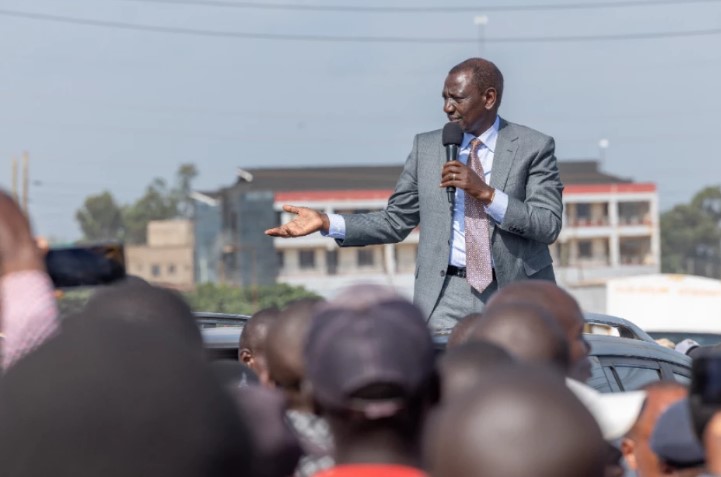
[{"x1": 440, "y1": 160, "x2": 494, "y2": 204}]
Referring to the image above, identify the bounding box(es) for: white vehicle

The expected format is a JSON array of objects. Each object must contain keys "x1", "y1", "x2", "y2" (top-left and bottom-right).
[{"x1": 607, "y1": 274, "x2": 721, "y2": 345}]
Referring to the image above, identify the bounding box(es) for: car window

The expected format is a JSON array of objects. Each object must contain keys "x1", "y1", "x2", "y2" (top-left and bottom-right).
[
  {"x1": 587, "y1": 356, "x2": 613, "y2": 393},
  {"x1": 613, "y1": 365, "x2": 661, "y2": 391},
  {"x1": 673, "y1": 373, "x2": 691, "y2": 385}
]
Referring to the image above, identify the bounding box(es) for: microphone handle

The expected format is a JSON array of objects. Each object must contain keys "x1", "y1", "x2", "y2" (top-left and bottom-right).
[{"x1": 445, "y1": 144, "x2": 458, "y2": 203}]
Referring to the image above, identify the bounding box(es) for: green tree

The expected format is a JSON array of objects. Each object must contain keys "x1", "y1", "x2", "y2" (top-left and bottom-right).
[
  {"x1": 122, "y1": 178, "x2": 180, "y2": 244},
  {"x1": 661, "y1": 186, "x2": 721, "y2": 276},
  {"x1": 75, "y1": 191, "x2": 124, "y2": 242},
  {"x1": 174, "y1": 163, "x2": 198, "y2": 219},
  {"x1": 76, "y1": 164, "x2": 199, "y2": 245},
  {"x1": 185, "y1": 283, "x2": 319, "y2": 315}
]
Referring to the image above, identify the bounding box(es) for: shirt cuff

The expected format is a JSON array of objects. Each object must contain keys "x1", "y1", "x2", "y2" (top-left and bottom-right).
[
  {"x1": 485, "y1": 189, "x2": 509, "y2": 224},
  {"x1": 321, "y1": 213, "x2": 347, "y2": 239}
]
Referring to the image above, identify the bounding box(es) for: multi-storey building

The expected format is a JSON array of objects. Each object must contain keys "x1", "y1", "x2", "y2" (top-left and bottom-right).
[
  {"x1": 197, "y1": 161, "x2": 659, "y2": 311},
  {"x1": 125, "y1": 219, "x2": 195, "y2": 290}
]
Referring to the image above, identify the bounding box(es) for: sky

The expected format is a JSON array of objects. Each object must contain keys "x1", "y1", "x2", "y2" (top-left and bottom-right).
[{"x1": 1, "y1": 0, "x2": 720, "y2": 241}]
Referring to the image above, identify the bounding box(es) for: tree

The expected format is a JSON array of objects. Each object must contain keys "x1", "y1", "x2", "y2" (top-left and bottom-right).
[
  {"x1": 174, "y1": 163, "x2": 198, "y2": 219},
  {"x1": 76, "y1": 163, "x2": 198, "y2": 244},
  {"x1": 122, "y1": 178, "x2": 180, "y2": 244},
  {"x1": 75, "y1": 191, "x2": 124, "y2": 242},
  {"x1": 185, "y1": 283, "x2": 319, "y2": 315},
  {"x1": 661, "y1": 186, "x2": 721, "y2": 277}
]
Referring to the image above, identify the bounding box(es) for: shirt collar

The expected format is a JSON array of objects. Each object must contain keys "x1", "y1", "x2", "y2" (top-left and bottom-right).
[{"x1": 461, "y1": 115, "x2": 500, "y2": 153}]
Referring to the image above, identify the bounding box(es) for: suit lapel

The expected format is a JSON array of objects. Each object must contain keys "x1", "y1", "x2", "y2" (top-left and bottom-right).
[{"x1": 490, "y1": 118, "x2": 518, "y2": 191}]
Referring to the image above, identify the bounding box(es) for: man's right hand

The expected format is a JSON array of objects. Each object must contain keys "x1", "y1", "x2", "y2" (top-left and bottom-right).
[{"x1": 264, "y1": 204, "x2": 330, "y2": 238}]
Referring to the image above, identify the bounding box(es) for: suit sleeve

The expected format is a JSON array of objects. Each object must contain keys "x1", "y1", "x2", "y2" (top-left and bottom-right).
[
  {"x1": 497, "y1": 136, "x2": 563, "y2": 244},
  {"x1": 336, "y1": 136, "x2": 421, "y2": 247}
]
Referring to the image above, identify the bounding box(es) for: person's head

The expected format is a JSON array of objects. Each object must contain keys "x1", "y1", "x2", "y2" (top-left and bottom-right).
[
  {"x1": 0, "y1": 315, "x2": 253, "y2": 477},
  {"x1": 650, "y1": 399, "x2": 705, "y2": 477},
  {"x1": 427, "y1": 365, "x2": 606, "y2": 477},
  {"x1": 437, "y1": 340, "x2": 515, "y2": 403},
  {"x1": 443, "y1": 58, "x2": 504, "y2": 137},
  {"x1": 239, "y1": 307, "x2": 281, "y2": 384},
  {"x1": 485, "y1": 281, "x2": 591, "y2": 381},
  {"x1": 266, "y1": 297, "x2": 324, "y2": 411},
  {"x1": 81, "y1": 280, "x2": 203, "y2": 352},
  {"x1": 304, "y1": 290, "x2": 438, "y2": 466},
  {"x1": 468, "y1": 301, "x2": 569, "y2": 373},
  {"x1": 621, "y1": 381, "x2": 688, "y2": 477},
  {"x1": 446, "y1": 312, "x2": 483, "y2": 349}
]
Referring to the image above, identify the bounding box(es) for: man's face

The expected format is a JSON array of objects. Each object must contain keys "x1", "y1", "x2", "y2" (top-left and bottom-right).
[
  {"x1": 621, "y1": 387, "x2": 687, "y2": 477},
  {"x1": 442, "y1": 69, "x2": 495, "y2": 137}
]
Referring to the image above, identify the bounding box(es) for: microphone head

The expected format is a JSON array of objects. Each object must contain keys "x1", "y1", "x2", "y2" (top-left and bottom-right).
[{"x1": 442, "y1": 122, "x2": 464, "y2": 146}]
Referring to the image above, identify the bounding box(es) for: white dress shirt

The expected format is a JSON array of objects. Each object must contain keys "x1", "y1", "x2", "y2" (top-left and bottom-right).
[{"x1": 325, "y1": 117, "x2": 509, "y2": 268}]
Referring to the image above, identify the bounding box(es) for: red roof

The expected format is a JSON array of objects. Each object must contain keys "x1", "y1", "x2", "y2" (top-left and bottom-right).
[{"x1": 274, "y1": 183, "x2": 656, "y2": 202}]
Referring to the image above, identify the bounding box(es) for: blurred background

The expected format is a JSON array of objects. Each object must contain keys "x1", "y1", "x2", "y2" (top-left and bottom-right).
[{"x1": 2, "y1": 0, "x2": 721, "y2": 321}]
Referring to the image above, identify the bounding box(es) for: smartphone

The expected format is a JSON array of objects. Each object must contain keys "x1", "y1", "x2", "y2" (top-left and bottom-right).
[
  {"x1": 45, "y1": 243, "x2": 126, "y2": 288},
  {"x1": 689, "y1": 349, "x2": 721, "y2": 439}
]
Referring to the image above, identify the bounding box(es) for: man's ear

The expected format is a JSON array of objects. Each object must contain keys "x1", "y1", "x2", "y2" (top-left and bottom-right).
[
  {"x1": 484, "y1": 87, "x2": 498, "y2": 110},
  {"x1": 620, "y1": 438, "x2": 637, "y2": 470},
  {"x1": 239, "y1": 348, "x2": 254, "y2": 366}
]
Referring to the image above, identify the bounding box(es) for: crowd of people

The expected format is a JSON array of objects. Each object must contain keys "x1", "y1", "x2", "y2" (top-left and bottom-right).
[{"x1": 2, "y1": 191, "x2": 721, "y2": 477}]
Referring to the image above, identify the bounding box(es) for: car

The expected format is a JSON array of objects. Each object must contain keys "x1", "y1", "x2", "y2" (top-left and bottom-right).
[
  {"x1": 196, "y1": 311, "x2": 692, "y2": 392},
  {"x1": 194, "y1": 312, "x2": 249, "y2": 360}
]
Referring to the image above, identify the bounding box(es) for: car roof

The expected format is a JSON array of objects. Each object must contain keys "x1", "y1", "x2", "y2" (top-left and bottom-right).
[
  {"x1": 194, "y1": 312, "x2": 249, "y2": 329},
  {"x1": 584, "y1": 312, "x2": 655, "y2": 343},
  {"x1": 586, "y1": 334, "x2": 691, "y2": 368}
]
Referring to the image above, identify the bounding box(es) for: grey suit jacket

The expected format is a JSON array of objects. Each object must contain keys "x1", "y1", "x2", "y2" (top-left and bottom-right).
[{"x1": 337, "y1": 118, "x2": 564, "y2": 319}]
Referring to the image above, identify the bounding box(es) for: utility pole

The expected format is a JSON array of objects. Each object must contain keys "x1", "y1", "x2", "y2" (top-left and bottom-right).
[
  {"x1": 11, "y1": 157, "x2": 18, "y2": 201},
  {"x1": 22, "y1": 151, "x2": 29, "y2": 213},
  {"x1": 473, "y1": 15, "x2": 489, "y2": 56}
]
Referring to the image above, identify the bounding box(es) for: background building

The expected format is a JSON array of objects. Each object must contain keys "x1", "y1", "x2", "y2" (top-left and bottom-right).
[
  {"x1": 195, "y1": 160, "x2": 659, "y2": 312},
  {"x1": 125, "y1": 219, "x2": 195, "y2": 290}
]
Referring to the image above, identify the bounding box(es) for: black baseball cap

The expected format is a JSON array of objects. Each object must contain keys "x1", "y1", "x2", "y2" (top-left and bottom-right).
[{"x1": 305, "y1": 293, "x2": 435, "y2": 419}]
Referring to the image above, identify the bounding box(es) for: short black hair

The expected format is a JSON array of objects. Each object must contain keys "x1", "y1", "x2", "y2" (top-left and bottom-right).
[{"x1": 449, "y1": 58, "x2": 504, "y2": 108}]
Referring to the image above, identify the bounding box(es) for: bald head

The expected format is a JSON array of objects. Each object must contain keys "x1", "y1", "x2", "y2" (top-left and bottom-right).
[
  {"x1": 238, "y1": 307, "x2": 281, "y2": 384},
  {"x1": 447, "y1": 313, "x2": 482, "y2": 349},
  {"x1": 437, "y1": 340, "x2": 515, "y2": 403},
  {"x1": 266, "y1": 298, "x2": 323, "y2": 409},
  {"x1": 622, "y1": 382, "x2": 687, "y2": 477},
  {"x1": 449, "y1": 58, "x2": 504, "y2": 109},
  {"x1": 486, "y1": 281, "x2": 590, "y2": 381},
  {"x1": 429, "y1": 366, "x2": 605, "y2": 477},
  {"x1": 469, "y1": 302, "x2": 569, "y2": 373}
]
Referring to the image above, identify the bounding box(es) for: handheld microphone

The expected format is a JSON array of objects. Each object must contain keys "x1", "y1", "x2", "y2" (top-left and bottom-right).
[{"x1": 442, "y1": 122, "x2": 464, "y2": 204}]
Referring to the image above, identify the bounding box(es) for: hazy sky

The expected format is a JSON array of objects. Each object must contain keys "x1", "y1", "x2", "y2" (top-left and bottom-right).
[{"x1": 1, "y1": 0, "x2": 720, "y2": 240}]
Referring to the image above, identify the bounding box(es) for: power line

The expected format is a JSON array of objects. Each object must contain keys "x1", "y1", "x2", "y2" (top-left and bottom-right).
[
  {"x1": 1, "y1": 8, "x2": 721, "y2": 43},
  {"x1": 118, "y1": 0, "x2": 721, "y2": 13}
]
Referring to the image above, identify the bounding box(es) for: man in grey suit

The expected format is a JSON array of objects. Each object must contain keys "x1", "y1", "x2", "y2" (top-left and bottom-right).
[{"x1": 266, "y1": 58, "x2": 563, "y2": 330}]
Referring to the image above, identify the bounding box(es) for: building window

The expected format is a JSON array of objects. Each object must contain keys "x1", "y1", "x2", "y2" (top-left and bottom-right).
[
  {"x1": 326, "y1": 250, "x2": 338, "y2": 275},
  {"x1": 168, "y1": 264, "x2": 176, "y2": 275},
  {"x1": 575, "y1": 203, "x2": 591, "y2": 224},
  {"x1": 299, "y1": 250, "x2": 316, "y2": 270},
  {"x1": 151, "y1": 264, "x2": 161, "y2": 277},
  {"x1": 578, "y1": 240, "x2": 593, "y2": 259},
  {"x1": 358, "y1": 248, "x2": 375, "y2": 267}
]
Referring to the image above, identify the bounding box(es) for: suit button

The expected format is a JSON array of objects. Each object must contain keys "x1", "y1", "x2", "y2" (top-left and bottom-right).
[{"x1": 440, "y1": 270, "x2": 446, "y2": 277}]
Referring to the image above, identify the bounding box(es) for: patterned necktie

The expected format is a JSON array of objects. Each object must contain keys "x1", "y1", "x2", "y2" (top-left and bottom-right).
[{"x1": 465, "y1": 138, "x2": 494, "y2": 292}]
